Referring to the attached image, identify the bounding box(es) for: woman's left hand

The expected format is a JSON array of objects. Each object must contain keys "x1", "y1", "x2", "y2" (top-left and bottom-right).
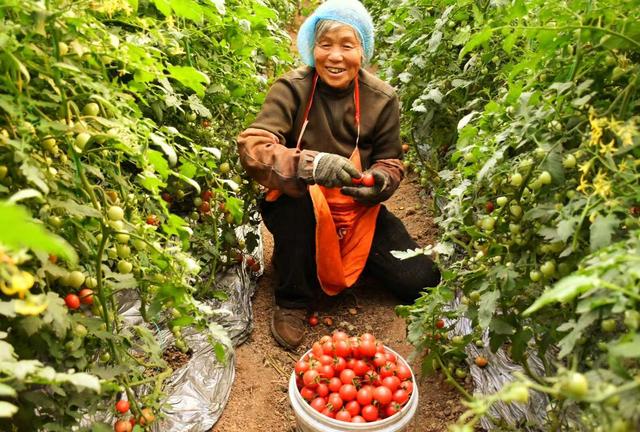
[{"x1": 340, "y1": 169, "x2": 389, "y2": 205}]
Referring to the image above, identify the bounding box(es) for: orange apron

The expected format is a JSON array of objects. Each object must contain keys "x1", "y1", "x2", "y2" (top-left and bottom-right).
[{"x1": 265, "y1": 73, "x2": 380, "y2": 295}]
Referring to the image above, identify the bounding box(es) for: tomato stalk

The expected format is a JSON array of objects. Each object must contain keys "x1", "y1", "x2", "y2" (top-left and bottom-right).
[{"x1": 436, "y1": 355, "x2": 472, "y2": 400}]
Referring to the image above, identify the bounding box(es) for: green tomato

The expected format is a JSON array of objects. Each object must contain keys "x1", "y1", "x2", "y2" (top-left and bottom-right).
[
  {"x1": 133, "y1": 239, "x2": 147, "y2": 251},
  {"x1": 624, "y1": 310, "x2": 640, "y2": 330},
  {"x1": 115, "y1": 233, "x2": 130, "y2": 244},
  {"x1": 74, "y1": 324, "x2": 88, "y2": 338},
  {"x1": 562, "y1": 372, "x2": 589, "y2": 399},
  {"x1": 74, "y1": 132, "x2": 91, "y2": 151},
  {"x1": 185, "y1": 112, "x2": 197, "y2": 122},
  {"x1": 463, "y1": 152, "x2": 476, "y2": 163},
  {"x1": 219, "y1": 162, "x2": 231, "y2": 174},
  {"x1": 529, "y1": 270, "x2": 542, "y2": 282},
  {"x1": 85, "y1": 276, "x2": 97, "y2": 289},
  {"x1": 469, "y1": 291, "x2": 481, "y2": 302},
  {"x1": 117, "y1": 260, "x2": 133, "y2": 274},
  {"x1": 538, "y1": 171, "x2": 552, "y2": 185},
  {"x1": 107, "y1": 248, "x2": 118, "y2": 260},
  {"x1": 116, "y1": 244, "x2": 131, "y2": 259},
  {"x1": 455, "y1": 368, "x2": 467, "y2": 379},
  {"x1": 509, "y1": 223, "x2": 521, "y2": 234},
  {"x1": 510, "y1": 173, "x2": 523, "y2": 187},
  {"x1": 611, "y1": 419, "x2": 630, "y2": 432},
  {"x1": 540, "y1": 261, "x2": 556, "y2": 277},
  {"x1": 68, "y1": 271, "x2": 86, "y2": 289},
  {"x1": 100, "y1": 352, "x2": 111, "y2": 362},
  {"x1": 41, "y1": 136, "x2": 57, "y2": 152},
  {"x1": 481, "y1": 216, "x2": 496, "y2": 231},
  {"x1": 107, "y1": 206, "x2": 124, "y2": 221},
  {"x1": 58, "y1": 41, "x2": 69, "y2": 56},
  {"x1": 451, "y1": 335, "x2": 465, "y2": 345},
  {"x1": 82, "y1": 102, "x2": 100, "y2": 116},
  {"x1": 49, "y1": 215, "x2": 63, "y2": 228},
  {"x1": 563, "y1": 154, "x2": 577, "y2": 169},
  {"x1": 496, "y1": 196, "x2": 508, "y2": 207},
  {"x1": 510, "y1": 205, "x2": 523, "y2": 218},
  {"x1": 601, "y1": 319, "x2": 617, "y2": 333},
  {"x1": 193, "y1": 197, "x2": 203, "y2": 207},
  {"x1": 505, "y1": 383, "x2": 529, "y2": 404}
]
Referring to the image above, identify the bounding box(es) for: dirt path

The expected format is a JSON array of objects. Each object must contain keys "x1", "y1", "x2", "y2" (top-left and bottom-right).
[{"x1": 212, "y1": 173, "x2": 466, "y2": 431}]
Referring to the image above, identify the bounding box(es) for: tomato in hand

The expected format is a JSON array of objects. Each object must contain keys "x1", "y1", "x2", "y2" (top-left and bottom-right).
[{"x1": 361, "y1": 173, "x2": 375, "y2": 187}]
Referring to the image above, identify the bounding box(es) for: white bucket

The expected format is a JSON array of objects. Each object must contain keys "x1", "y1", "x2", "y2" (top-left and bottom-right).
[{"x1": 288, "y1": 347, "x2": 419, "y2": 432}]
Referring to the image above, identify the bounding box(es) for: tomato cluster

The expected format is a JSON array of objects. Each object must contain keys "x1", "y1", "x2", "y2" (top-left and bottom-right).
[{"x1": 294, "y1": 332, "x2": 414, "y2": 423}]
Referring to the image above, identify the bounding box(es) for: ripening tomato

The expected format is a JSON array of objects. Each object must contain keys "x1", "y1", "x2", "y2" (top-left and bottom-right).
[
  {"x1": 78, "y1": 288, "x2": 94, "y2": 305},
  {"x1": 436, "y1": 319, "x2": 445, "y2": 329},
  {"x1": 475, "y1": 356, "x2": 489, "y2": 368},
  {"x1": 339, "y1": 384, "x2": 357, "y2": 401},
  {"x1": 114, "y1": 419, "x2": 132, "y2": 432},
  {"x1": 335, "y1": 409, "x2": 352, "y2": 422},
  {"x1": 201, "y1": 190, "x2": 213, "y2": 201},
  {"x1": 361, "y1": 404, "x2": 379, "y2": 422}
]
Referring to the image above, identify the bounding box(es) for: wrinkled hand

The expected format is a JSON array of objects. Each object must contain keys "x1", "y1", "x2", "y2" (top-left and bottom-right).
[
  {"x1": 341, "y1": 169, "x2": 389, "y2": 204},
  {"x1": 313, "y1": 153, "x2": 360, "y2": 188}
]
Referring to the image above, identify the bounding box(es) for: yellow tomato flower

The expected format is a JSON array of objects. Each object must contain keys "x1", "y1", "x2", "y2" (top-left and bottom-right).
[
  {"x1": 0, "y1": 271, "x2": 35, "y2": 298},
  {"x1": 14, "y1": 294, "x2": 48, "y2": 316},
  {"x1": 592, "y1": 170, "x2": 612, "y2": 198},
  {"x1": 599, "y1": 139, "x2": 617, "y2": 154}
]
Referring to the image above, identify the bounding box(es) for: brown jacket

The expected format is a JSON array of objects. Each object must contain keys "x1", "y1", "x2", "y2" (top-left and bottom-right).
[{"x1": 237, "y1": 66, "x2": 404, "y2": 199}]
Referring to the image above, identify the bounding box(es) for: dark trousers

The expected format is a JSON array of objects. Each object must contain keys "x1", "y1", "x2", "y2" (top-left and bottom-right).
[{"x1": 260, "y1": 193, "x2": 441, "y2": 309}]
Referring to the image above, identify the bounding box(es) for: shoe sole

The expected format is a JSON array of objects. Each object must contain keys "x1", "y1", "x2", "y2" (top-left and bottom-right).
[{"x1": 270, "y1": 314, "x2": 301, "y2": 351}]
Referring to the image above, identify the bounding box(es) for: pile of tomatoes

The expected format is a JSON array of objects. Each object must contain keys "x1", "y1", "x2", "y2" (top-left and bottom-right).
[{"x1": 294, "y1": 332, "x2": 414, "y2": 423}]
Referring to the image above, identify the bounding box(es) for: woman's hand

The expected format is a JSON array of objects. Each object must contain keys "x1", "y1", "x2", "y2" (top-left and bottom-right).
[
  {"x1": 313, "y1": 153, "x2": 360, "y2": 188},
  {"x1": 340, "y1": 169, "x2": 389, "y2": 204}
]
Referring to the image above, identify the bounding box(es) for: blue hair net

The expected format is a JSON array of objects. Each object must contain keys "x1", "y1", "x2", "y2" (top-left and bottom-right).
[{"x1": 297, "y1": 0, "x2": 374, "y2": 67}]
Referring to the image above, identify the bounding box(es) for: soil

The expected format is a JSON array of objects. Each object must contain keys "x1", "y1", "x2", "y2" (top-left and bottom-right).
[{"x1": 212, "y1": 173, "x2": 466, "y2": 432}]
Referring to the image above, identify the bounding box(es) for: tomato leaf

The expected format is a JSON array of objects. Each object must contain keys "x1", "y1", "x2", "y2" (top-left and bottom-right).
[
  {"x1": 590, "y1": 214, "x2": 619, "y2": 251},
  {"x1": 478, "y1": 290, "x2": 499, "y2": 329},
  {"x1": 608, "y1": 334, "x2": 640, "y2": 358},
  {"x1": 459, "y1": 27, "x2": 493, "y2": 59},
  {"x1": 167, "y1": 65, "x2": 210, "y2": 98},
  {"x1": 523, "y1": 275, "x2": 598, "y2": 315}
]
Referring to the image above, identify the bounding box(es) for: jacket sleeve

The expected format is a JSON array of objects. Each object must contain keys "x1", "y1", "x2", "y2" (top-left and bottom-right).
[
  {"x1": 236, "y1": 79, "x2": 317, "y2": 198},
  {"x1": 370, "y1": 94, "x2": 404, "y2": 201}
]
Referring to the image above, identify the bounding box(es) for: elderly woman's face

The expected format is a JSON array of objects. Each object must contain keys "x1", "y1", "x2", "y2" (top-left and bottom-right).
[{"x1": 313, "y1": 25, "x2": 362, "y2": 89}]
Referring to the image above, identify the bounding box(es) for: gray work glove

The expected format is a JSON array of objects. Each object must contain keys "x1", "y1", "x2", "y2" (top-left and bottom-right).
[
  {"x1": 340, "y1": 169, "x2": 390, "y2": 205},
  {"x1": 312, "y1": 153, "x2": 360, "y2": 188}
]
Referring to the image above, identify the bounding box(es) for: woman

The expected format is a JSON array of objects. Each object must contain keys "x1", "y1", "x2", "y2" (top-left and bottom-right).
[{"x1": 237, "y1": 0, "x2": 440, "y2": 350}]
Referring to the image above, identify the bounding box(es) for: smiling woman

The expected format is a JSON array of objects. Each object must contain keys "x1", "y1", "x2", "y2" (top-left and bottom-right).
[{"x1": 236, "y1": 0, "x2": 441, "y2": 351}]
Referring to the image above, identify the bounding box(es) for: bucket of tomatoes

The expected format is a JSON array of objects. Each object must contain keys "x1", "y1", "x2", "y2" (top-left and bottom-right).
[{"x1": 288, "y1": 332, "x2": 418, "y2": 432}]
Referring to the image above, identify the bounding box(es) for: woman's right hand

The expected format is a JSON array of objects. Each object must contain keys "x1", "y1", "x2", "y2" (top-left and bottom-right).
[{"x1": 313, "y1": 153, "x2": 360, "y2": 188}]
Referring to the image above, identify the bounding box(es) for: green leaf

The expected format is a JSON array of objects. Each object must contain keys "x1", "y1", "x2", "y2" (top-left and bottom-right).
[
  {"x1": 557, "y1": 312, "x2": 597, "y2": 358},
  {"x1": 609, "y1": 334, "x2": 640, "y2": 358},
  {"x1": 170, "y1": 0, "x2": 204, "y2": 22},
  {"x1": 49, "y1": 199, "x2": 101, "y2": 218},
  {"x1": 41, "y1": 292, "x2": 70, "y2": 339},
  {"x1": 0, "y1": 401, "x2": 18, "y2": 418},
  {"x1": 478, "y1": 290, "x2": 500, "y2": 329},
  {"x1": 225, "y1": 196, "x2": 244, "y2": 225},
  {"x1": 590, "y1": 214, "x2": 619, "y2": 251},
  {"x1": 459, "y1": 27, "x2": 493, "y2": 59},
  {"x1": 152, "y1": 0, "x2": 171, "y2": 15},
  {"x1": 147, "y1": 149, "x2": 170, "y2": 179},
  {"x1": 137, "y1": 171, "x2": 165, "y2": 194},
  {"x1": 523, "y1": 275, "x2": 598, "y2": 315},
  {"x1": 167, "y1": 66, "x2": 210, "y2": 98},
  {"x1": 0, "y1": 202, "x2": 77, "y2": 264},
  {"x1": 214, "y1": 342, "x2": 225, "y2": 363}
]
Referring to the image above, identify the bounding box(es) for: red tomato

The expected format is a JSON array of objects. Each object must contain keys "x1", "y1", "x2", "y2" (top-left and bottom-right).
[
  {"x1": 310, "y1": 397, "x2": 326, "y2": 412},
  {"x1": 379, "y1": 361, "x2": 397, "y2": 378},
  {"x1": 318, "y1": 354, "x2": 333, "y2": 366},
  {"x1": 385, "y1": 402, "x2": 403, "y2": 417},
  {"x1": 436, "y1": 319, "x2": 445, "y2": 329},
  {"x1": 359, "y1": 339, "x2": 377, "y2": 357},
  {"x1": 332, "y1": 331, "x2": 349, "y2": 342},
  {"x1": 353, "y1": 359, "x2": 369, "y2": 376},
  {"x1": 114, "y1": 420, "x2": 132, "y2": 432},
  {"x1": 373, "y1": 386, "x2": 393, "y2": 405},
  {"x1": 322, "y1": 341, "x2": 334, "y2": 355},
  {"x1": 303, "y1": 370, "x2": 319, "y2": 388},
  {"x1": 356, "y1": 387, "x2": 373, "y2": 406},
  {"x1": 311, "y1": 342, "x2": 323, "y2": 357},
  {"x1": 393, "y1": 388, "x2": 410, "y2": 405},
  {"x1": 300, "y1": 387, "x2": 316, "y2": 401},
  {"x1": 385, "y1": 351, "x2": 397, "y2": 363},
  {"x1": 352, "y1": 415, "x2": 366, "y2": 423},
  {"x1": 198, "y1": 201, "x2": 211, "y2": 214},
  {"x1": 321, "y1": 407, "x2": 335, "y2": 418},
  {"x1": 318, "y1": 364, "x2": 335, "y2": 379},
  {"x1": 161, "y1": 192, "x2": 173, "y2": 203},
  {"x1": 115, "y1": 399, "x2": 130, "y2": 413},
  {"x1": 373, "y1": 352, "x2": 387, "y2": 368},
  {"x1": 201, "y1": 190, "x2": 213, "y2": 201},
  {"x1": 65, "y1": 294, "x2": 80, "y2": 310},
  {"x1": 316, "y1": 383, "x2": 329, "y2": 397},
  {"x1": 400, "y1": 380, "x2": 414, "y2": 394},
  {"x1": 78, "y1": 288, "x2": 94, "y2": 305},
  {"x1": 294, "y1": 360, "x2": 309, "y2": 376},
  {"x1": 308, "y1": 316, "x2": 319, "y2": 327},
  {"x1": 334, "y1": 340, "x2": 351, "y2": 358},
  {"x1": 395, "y1": 363, "x2": 412, "y2": 381},
  {"x1": 327, "y1": 393, "x2": 343, "y2": 411},
  {"x1": 351, "y1": 176, "x2": 362, "y2": 185},
  {"x1": 340, "y1": 369, "x2": 356, "y2": 385},
  {"x1": 146, "y1": 214, "x2": 160, "y2": 226},
  {"x1": 360, "y1": 333, "x2": 376, "y2": 343},
  {"x1": 339, "y1": 384, "x2": 357, "y2": 401},
  {"x1": 345, "y1": 400, "x2": 360, "y2": 416},
  {"x1": 361, "y1": 174, "x2": 375, "y2": 187},
  {"x1": 362, "y1": 370, "x2": 380, "y2": 386},
  {"x1": 361, "y1": 404, "x2": 379, "y2": 422},
  {"x1": 335, "y1": 409, "x2": 352, "y2": 422},
  {"x1": 333, "y1": 356, "x2": 347, "y2": 373},
  {"x1": 328, "y1": 377, "x2": 342, "y2": 393},
  {"x1": 382, "y1": 376, "x2": 401, "y2": 392}
]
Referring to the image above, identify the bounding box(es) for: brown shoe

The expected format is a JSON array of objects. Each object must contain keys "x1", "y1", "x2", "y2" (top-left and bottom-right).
[{"x1": 270, "y1": 306, "x2": 306, "y2": 350}]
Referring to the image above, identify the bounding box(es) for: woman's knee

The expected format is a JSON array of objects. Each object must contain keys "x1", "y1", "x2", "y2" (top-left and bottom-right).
[{"x1": 392, "y1": 257, "x2": 441, "y2": 303}]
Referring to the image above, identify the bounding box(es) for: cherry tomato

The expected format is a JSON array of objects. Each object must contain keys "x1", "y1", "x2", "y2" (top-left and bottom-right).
[
  {"x1": 316, "y1": 383, "x2": 329, "y2": 398},
  {"x1": 436, "y1": 318, "x2": 445, "y2": 329},
  {"x1": 308, "y1": 316, "x2": 319, "y2": 327},
  {"x1": 115, "y1": 399, "x2": 130, "y2": 413},
  {"x1": 300, "y1": 386, "x2": 316, "y2": 401},
  {"x1": 356, "y1": 387, "x2": 373, "y2": 406},
  {"x1": 328, "y1": 377, "x2": 342, "y2": 393},
  {"x1": 327, "y1": 393, "x2": 343, "y2": 411},
  {"x1": 475, "y1": 356, "x2": 489, "y2": 368},
  {"x1": 201, "y1": 190, "x2": 213, "y2": 201},
  {"x1": 351, "y1": 176, "x2": 362, "y2": 185},
  {"x1": 78, "y1": 288, "x2": 94, "y2": 305},
  {"x1": 310, "y1": 397, "x2": 326, "y2": 412},
  {"x1": 373, "y1": 386, "x2": 393, "y2": 405},
  {"x1": 303, "y1": 370, "x2": 320, "y2": 388},
  {"x1": 345, "y1": 400, "x2": 360, "y2": 416},
  {"x1": 65, "y1": 294, "x2": 80, "y2": 310},
  {"x1": 352, "y1": 415, "x2": 366, "y2": 423},
  {"x1": 393, "y1": 388, "x2": 409, "y2": 404},
  {"x1": 295, "y1": 360, "x2": 309, "y2": 376},
  {"x1": 359, "y1": 339, "x2": 377, "y2": 357},
  {"x1": 361, "y1": 173, "x2": 375, "y2": 187},
  {"x1": 335, "y1": 409, "x2": 352, "y2": 422},
  {"x1": 395, "y1": 363, "x2": 412, "y2": 381},
  {"x1": 381, "y1": 376, "x2": 401, "y2": 392},
  {"x1": 361, "y1": 404, "x2": 379, "y2": 422},
  {"x1": 114, "y1": 419, "x2": 132, "y2": 432},
  {"x1": 198, "y1": 201, "x2": 211, "y2": 214},
  {"x1": 339, "y1": 384, "x2": 357, "y2": 401}
]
